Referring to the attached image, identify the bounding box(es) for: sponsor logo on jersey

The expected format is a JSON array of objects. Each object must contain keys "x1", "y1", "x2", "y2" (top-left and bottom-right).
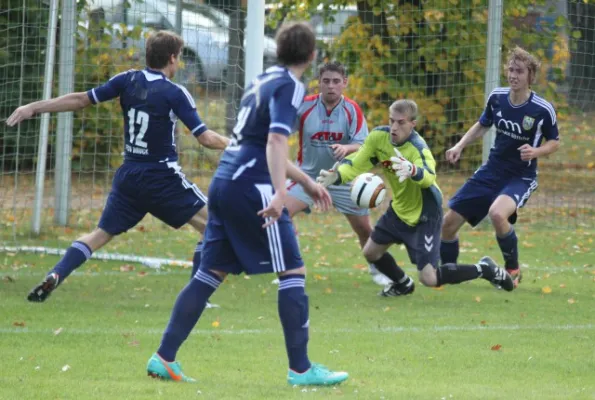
[
  {"x1": 310, "y1": 131, "x2": 344, "y2": 141},
  {"x1": 497, "y1": 118, "x2": 522, "y2": 134}
]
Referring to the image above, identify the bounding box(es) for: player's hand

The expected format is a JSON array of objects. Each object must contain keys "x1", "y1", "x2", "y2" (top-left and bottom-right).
[
  {"x1": 390, "y1": 148, "x2": 417, "y2": 183},
  {"x1": 518, "y1": 144, "x2": 538, "y2": 161},
  {"x1": 330, "y1": 144, "x2": 348, "y2": 160},
  {"x1": 302, "y1": 180, "x2": 332, "y2": 212},
  {"x1": 445, "y1": 144, "x2": 463, "y2": 164},
  {"x1": 316, "y1": 162, "x2": 340, "y2": 187},
  {"x1": 5, "y1": 105, "x2": 35, "y2": 127},
  {"x1": 257, "y1": 192, "x2": 286, "y2": 228}
]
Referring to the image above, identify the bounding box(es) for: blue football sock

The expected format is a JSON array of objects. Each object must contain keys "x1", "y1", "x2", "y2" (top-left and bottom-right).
[
  {"x1": 51, "y1": 241, "x2": 92, "y2": 281},
  {"x1": 496, "y1": 228, "x2": 519, "y2": 270},
  {"x1": 157, "y1": 269, "x2": 222, "y2": 362},
  {"x1": 440, "y1": 238, "x2": 459, "y2": 264},
  {"x1": 190, "y1": 241, "x2": 203, "y2": 280},
  {"x1": 278, "y1": 274, "x2": 311, "y2": 373}
]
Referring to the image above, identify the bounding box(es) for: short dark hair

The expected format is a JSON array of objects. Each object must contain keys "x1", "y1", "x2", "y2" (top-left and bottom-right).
[
  {"x1": 319, "y1": 61, "x2": 347, "y2": 78},
  {"x1": 145, "y1": 31, "x2": 184, "y2": 69},
  {"x1": 275, "y1": 21, "x2": 316, "y2": 67}
]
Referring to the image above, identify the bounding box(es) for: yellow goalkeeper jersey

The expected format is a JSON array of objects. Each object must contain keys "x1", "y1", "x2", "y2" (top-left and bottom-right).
[{"x1": 337, "y1": 125, "x2": 442, "y2": 226}]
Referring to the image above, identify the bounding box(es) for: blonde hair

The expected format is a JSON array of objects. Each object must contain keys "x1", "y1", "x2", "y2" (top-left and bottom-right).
[
  {"x1": 507, "y1": 46, "x2": 541, "y2": 85},
  {"x1": 389, "y1": 99, "x2": 418, "y2": 121}
]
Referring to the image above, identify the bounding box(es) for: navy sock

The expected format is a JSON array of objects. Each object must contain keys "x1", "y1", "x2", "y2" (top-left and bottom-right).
[
  {"x1": 496, "y1": 228, "x2": 519, "y2": 270},
  {"x1": 157, "y1": 269, "x2": 222, "y2": 362},
  {"x1": 436, "y1": 263, "x2": 482, "y2": 286},
  {"x1": 190, "y1": 241, "x2": 203, "y2": 280},
  {"x1": 52, "y1": 241, "x2": 92, "y2": 281},
  {"x1": 440, "y1": 238, "x2": 459, "y2": 264},
  {"x1": 278, "y1": 274, "x2": 311, "y2": 373},
  {"x1": 373, "y1": 252, "x2": 408, "y2": 284}
]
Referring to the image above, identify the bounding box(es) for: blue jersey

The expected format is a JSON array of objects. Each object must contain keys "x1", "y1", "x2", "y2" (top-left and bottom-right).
[
  {"x1": 87, "y1": 68, "x2": 208, "y2": 163},
  {"x1": 479, "y1": 87, "x2": 559, "y2": 177},
  {"x1": 214, "y1": 66, "x2": 305, "y2": 182}
]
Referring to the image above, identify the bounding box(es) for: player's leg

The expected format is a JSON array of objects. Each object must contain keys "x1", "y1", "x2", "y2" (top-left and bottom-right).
[
  {"x1": 489, "y1": 177, "x2": 537, "y2": 286},
  {"x1": 440, "y1": 172, "x2": 497, "y2": 264},
  {"x1": 362, "y1": 207, "x2": 415, "y2": 296},
  {"x1": 241, "y1": 182, "x2": 347, "y2": 385},
  {"x1": 412, "y1": 212, "x2": 514, "y2": 291},
  {"x1": 332, "y1": 185, "x2": 391, "y2": 285},
  {"x1": 28, "y1": 167, "x2": 147, "y2": 302},
  {"x1": 148, "y1": 180, "x2": 233, "y2": 382},
  {"x1": 146, "y1": 163, "x2": 208, "y2": 279},
  {"x1": 440, "y1": 210, "x2": 466, "y2": 264},
  {"x1": 186, "y1": 207, "x2": 207, "y2": 278}
]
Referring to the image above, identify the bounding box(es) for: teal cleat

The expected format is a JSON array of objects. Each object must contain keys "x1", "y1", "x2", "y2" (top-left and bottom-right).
[
  {"x1": 287, "y1": 363, "x2": 348, "y2": 386},
  {"x1": 147, "y1": 353, "x2": 196, "y2": 383}
]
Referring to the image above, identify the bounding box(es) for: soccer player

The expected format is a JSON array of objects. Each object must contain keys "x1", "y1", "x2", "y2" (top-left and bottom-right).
[
  {"x1": 440, "y1": 47, "x2": 560, "y2": 287},
  {"x1": 5, "y1": 31, "x2": 229, "y2": 302},
  {"x1": 146, "y1": 22, "x2": 348, "y2": 386},
  {"x1": 286, "y1": 61, "x2": 390, "y2": 286},
  {"x1": 317, "y1": 99, "x2": 514, "y2": 296}
]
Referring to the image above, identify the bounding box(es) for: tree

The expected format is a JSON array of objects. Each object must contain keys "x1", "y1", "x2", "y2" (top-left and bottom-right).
[{"x1": 568, "y1": 1, "x2": 595, "y2": 111}]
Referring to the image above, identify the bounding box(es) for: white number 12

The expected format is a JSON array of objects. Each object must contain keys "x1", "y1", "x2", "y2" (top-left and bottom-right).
[{"x1": 127, "y1": 108, "x2": 149, "y2": 148}]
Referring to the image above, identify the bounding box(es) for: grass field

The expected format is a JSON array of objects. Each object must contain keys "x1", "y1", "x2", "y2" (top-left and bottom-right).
[{"x1": 1, "y1": 211, "x2": 594, "y2": 400}]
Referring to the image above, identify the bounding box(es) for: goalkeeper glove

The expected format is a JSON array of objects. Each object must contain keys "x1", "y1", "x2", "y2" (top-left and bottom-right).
[
  {"x1": 316, "y1": 162, "x2": 341, "y2": 187},
  {"x1": 390, "y1": 149, "x2": 417, "y2": 183}
]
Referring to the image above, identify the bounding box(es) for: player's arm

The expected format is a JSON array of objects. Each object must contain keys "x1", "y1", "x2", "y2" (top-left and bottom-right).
[
  {"x1": 331, "y1": 102, "x2": 367, "y2": 159},
  {"x1": 258, "y1": 81, "x2": 304, "y2": 226},
  {"x1": 456, "y1": 121, "x2": 491, "y2": 149},
  {"x1": 7, "y1": 71, "x2": 130, "y2": 126},
  {"x1": 5, "y1": 92, "x2": 91, "y2": 126},
  {"x1": 399, "y1": 148, "x2": 437, "y2": 188},
  {"x1": 446, "y1": 96, "x2": 493, "y2": 163},
  {"x1": 318, "y1": 133, "x2": 378, "y2": 187},
  {"x1": 519, "y1": 110, "x2": 560, "y2": 161},
  {"x1": 196, "y1": 129, "x2": 230, "y2": 150},
  {"x1": 170, "y1": 85, "x2": 229, "y2": 150}
]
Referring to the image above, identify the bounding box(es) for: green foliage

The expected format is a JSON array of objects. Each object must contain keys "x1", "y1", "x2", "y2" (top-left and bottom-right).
[
  {"x1": 69, "y1": 1, "x2": 145, "y2": 171},
  {"x1": 0, "y1": 0, "x2": 49, "y2": 171},
  {"x1": 269, "y1": 0, "x2": 570, "y2": 169}
]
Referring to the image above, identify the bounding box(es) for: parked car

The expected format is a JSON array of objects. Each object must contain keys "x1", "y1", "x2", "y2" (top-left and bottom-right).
[{"x1": 88, "y1": 0, "x2": 277, "y2": 85}]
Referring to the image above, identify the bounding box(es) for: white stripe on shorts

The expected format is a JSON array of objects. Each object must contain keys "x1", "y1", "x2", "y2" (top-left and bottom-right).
[
  {"x1": 166, "y1": 161, "x2": 207, "y2": 204},
  {"x1": 255, "y1": 184, "x2": 286, "y2": 273}
]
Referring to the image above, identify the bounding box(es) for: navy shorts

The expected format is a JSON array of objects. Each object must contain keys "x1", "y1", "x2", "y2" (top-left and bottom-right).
[
  {"x1": 448, "y1": 165, "x2": 538, "y2": 227},
  {"x1": 200, "y1": 177, "x2": 303, "y2": 275},
  {"x1": 98, "y1": 161, "x2": 207, "y2": 235},
  {"x1": 371, "y1": 203, "x2": 442, "y2": 270}
]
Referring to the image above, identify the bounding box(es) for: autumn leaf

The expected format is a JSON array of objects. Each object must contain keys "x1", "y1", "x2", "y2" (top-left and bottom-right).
[
  {"x1": 567, "y1": 298, "x2": 576, "y2": 304},
  {"x1": 491, "y1": 344, "x2": 502, "y2": 351},
  {"x1": 324, "y1": 287, "x2": 333, "y2": 294},
  {"x1": 559, "y1": 283, "x2": 566, "y2": 288},
  {"x1": 120, "y1": 264, "x2": 135, "y2": 272},
  {"x1": 53, "y1": 327, "x2": 63, "y2": 336},
  {"x1": 474, "y1": 296, "x2": 481, "y2": 303},
  {"x1": 211, "y1": 320, "x2": 220, "y2": 328},
  {"x1": 383, "y1": 307, "x2": 390, "y2": 312},
  {"x1": 480, "y1": 320, "x2": 487, "y2": 325},
  {"x1": 542, "y1": 286, "x2": 552, "y2": 294},
  {"x1": 13, "y1": 321, "x2": 25, "y2": 327}
]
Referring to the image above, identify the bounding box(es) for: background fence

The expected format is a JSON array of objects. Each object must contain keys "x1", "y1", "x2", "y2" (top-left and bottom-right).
[{"x1": 0, "y1": 0, "x2": 593, "y2": 263}]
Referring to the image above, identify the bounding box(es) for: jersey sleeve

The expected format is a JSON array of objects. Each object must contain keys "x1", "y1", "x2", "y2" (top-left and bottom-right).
[
  {"x1": 337, "y1": 131, "x2": 379, "y2": 183},
  {"x1": 347, "y1": 101, "x2": 368, "y2": 145},
  {"x1": 86, "y1": 70, "x2": 130, "y2": 104},
  {"x1": 478, "y1": 93, "x2": 495, "y2": 127},
  {"x1": 171, "y1": 84, "x2": 207, "y2": 137},
  {"x1": 540, "y1": 106, "x2": 559, "y2": 141},
  {"x1": 408, "y1": 146, "x2": 437, "y2": 188},
  {"x1": 269, "y1": 81, "x2": 305, "y2": 136}
]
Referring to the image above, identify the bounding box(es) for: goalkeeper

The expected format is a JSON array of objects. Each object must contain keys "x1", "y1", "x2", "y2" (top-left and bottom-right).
[{"x1": 316, "y1": 99, "x2": 514, "y2": 296}]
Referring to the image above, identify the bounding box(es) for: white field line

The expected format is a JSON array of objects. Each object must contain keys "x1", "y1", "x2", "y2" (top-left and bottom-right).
[{"x1": 0, "y1": 324, "x2": 594, "y2": 336}]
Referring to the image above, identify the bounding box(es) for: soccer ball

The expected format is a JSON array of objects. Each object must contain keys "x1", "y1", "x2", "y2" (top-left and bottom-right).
[{"x1": 350, "y1": 173, "x2": 386, "y2": 209}]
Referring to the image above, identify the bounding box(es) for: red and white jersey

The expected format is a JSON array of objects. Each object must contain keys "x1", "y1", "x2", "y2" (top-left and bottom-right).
[{"x1": 296, "y1": 94, "x2": 368, "y2": 177}]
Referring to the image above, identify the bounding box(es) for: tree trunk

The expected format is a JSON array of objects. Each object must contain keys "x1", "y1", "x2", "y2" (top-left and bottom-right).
[
  {"x1": 568, "y1": 2, "x2": 595, "y2": 111},
  {"x1": 224, "y1": 2, "x2": 246, "y2": 136}
]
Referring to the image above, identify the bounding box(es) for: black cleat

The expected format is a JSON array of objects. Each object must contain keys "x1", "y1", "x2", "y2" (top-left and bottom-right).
[
  {"x1": 27, "y1": 273, "x2": 60, "y2": 302},
  {"x1": 479, "y1": 256, "x2": 514, "y2": 292},
  {"x1": 379, "y1": 278, "x2": 415, "y2": 297}
]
